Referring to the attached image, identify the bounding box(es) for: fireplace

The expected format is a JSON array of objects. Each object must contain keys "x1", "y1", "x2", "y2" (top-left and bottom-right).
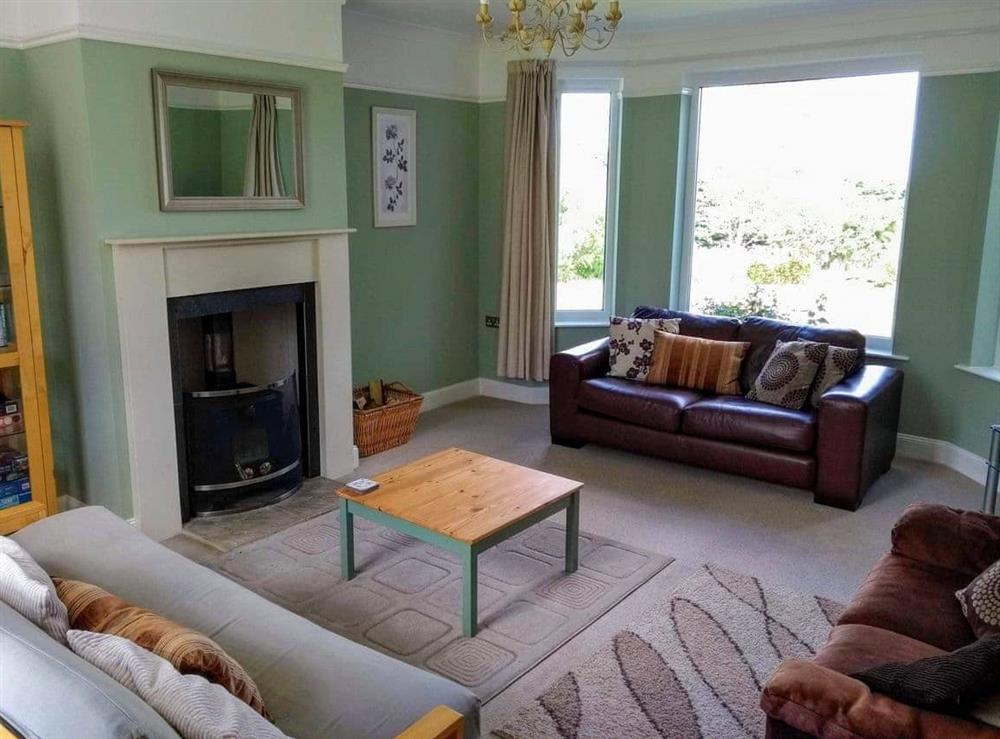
[
  {"x1": 167, "y1": 284, "x2": 320, "y2": 520},
  {"x1": 108, "y1": 230, "x2": 355, "y2": 541}
]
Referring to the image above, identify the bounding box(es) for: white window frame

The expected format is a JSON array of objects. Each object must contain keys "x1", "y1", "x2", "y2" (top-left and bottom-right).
[
  {"x1": 554, "y1": 77, "x2": 623, "y2": 327},
  {"x1": 676, "y1": 59, "x2": 921, "y2": 355}
]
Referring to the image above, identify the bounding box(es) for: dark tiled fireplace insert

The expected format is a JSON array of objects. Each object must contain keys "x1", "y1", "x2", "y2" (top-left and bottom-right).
[{"x1": 167, "y1": 283, "x2": 320, "y2": 521}]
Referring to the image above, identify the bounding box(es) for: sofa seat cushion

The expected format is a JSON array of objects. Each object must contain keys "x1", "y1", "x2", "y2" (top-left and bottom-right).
[
  {"x1": 681, "y1": 396, "x2": 817, "y2": 452},
  {"x1": 577, "y1": 377, "x2": 702, "y2": 433},
  {"x1": 13, "y1": 507, "x2": 480, "y2": 739},
  {"x1": 838, "y1": 553, "x2": 975, "y2": 652}
]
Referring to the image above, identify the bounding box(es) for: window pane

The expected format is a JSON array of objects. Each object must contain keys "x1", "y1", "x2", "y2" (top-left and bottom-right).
[
  {"x1": 690, "y1": 73, "x2": 919, "y2": 339},
  {"x1": 557, "y1": 92, "x2": 611, "y2": 312}
]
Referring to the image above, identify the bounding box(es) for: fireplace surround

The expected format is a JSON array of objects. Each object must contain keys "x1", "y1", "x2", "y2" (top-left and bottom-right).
[{"x1": 109, "y1": 230, "x2": 356, "y2": 541}]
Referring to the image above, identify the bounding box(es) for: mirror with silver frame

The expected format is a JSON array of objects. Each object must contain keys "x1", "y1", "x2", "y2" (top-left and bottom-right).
[{"x1": 152, "y1": 70, "x2": 305, "y2": 211}]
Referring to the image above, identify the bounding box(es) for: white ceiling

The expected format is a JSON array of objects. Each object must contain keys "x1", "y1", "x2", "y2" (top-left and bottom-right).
[{"x1": 343, "y1": 0, "x2": 884, "y2": 35}]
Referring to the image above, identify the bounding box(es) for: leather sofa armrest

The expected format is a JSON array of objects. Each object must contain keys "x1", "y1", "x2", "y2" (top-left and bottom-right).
[
  {"x1": 814, "y1": 364, "x2": 904, "y2": 510},
  {"x1": 551, "y1": 338, "x2": 611, "y2": 381},
  {"x1": 549, "y1": 338, "x2": 609, "y2": 443},
  {"x1": 762, "y1": 659, "x2": 1000, "y2": 739},
  {"x1": 892, "y1": 503, "x2": 1000, "y2": 577}
]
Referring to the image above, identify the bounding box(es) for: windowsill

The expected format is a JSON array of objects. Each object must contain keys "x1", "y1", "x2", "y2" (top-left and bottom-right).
[
  {"x1": 955, "y1": 364, "x2": 1000, "y2": 384},
  {"x1": 555, "y1": 320, "x2": 610, "y2": 329},
  {"x1": 866, "y1": 349, "x2": 910, "y2": 361}
]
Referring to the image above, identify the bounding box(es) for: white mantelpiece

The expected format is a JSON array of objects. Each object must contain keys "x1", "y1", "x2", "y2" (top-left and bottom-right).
[{"x1": 108, "y1": 229, "x2": 356, "y2": 541}]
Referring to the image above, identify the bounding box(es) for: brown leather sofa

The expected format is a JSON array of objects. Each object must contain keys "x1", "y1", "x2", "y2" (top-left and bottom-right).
[
  {"x1": 549, "y1": 306, "x2": 904, "y2": 510},
  {"x1": 762, "y1": 504, "x2": 1000, "y2": 738}
]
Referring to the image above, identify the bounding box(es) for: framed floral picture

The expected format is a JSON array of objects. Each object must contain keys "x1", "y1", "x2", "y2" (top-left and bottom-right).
[{"x1": 372, "y1": 107, "x2": 416, "y2": 227}]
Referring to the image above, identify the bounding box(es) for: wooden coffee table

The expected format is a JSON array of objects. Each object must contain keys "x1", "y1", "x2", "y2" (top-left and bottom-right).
[{"x1": 337, "y1": 448, "x2": 582, "y2": 637}]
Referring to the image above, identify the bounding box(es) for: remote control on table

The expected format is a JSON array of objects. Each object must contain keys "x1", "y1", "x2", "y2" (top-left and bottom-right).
[{"x1": 345, "y1": 478, "x2": 380, "y2": 494}]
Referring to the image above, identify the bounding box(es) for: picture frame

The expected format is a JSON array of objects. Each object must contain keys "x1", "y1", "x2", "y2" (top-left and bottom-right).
[{"x1": 372, "y1": 107, "x2": 417, "y2": 227}]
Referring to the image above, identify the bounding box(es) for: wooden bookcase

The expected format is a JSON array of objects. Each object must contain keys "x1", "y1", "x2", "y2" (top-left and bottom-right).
[{"x1": 0, "y1": 121, "x2": 57, "y2": 534}]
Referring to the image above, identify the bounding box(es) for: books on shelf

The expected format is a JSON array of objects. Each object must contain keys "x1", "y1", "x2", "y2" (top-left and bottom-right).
[
  {"x1": 0, "y1": 477, "x2": 30, "y2": 510},
  {"x1": 0, "y1": 444, "x2": 29, "y2": 510},
  {"x1": 0, "y1": 445, "x2": 28, "y2": 480},
  {"x1": 0, "y1": 399, "x2": 23, "y2": 437}
]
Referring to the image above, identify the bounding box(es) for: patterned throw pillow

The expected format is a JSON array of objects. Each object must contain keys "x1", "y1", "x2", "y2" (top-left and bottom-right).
[
  {"x1": 647, "y1": 330, "x2": 749, "y2": 395},
  {"x1": 608, "y1": 316, "x2": 681, "y2": 381},
  {"x1": 0, "y1": 536, "x2": 69, "y2": 643},
  {"x1": 746, "y1": 340, "x2": 829, "y2": 410},
  {"x1": 957, "y1": 559, "x2": 1000, "y2": 638},
  {"x1": 54, "y1": 578, "x2": 269, "y2": 718},
  {"x1": 810, "y1": 345, "x2": 860, "y2": 406},
  {"x1": 68, "y1": 630, "x2": 289, "y2": 739}
]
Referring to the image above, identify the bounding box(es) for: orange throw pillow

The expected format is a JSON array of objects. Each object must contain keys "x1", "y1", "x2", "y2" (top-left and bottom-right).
[
  {"x1": 647, "y1": 330, "x2": 749, "y2": 395},
  {"x1": 53, "y1": 577, "x2": 270, "y2": 719}
]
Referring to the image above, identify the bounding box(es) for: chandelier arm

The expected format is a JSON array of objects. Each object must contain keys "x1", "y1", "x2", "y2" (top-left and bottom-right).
[{"x1": 477, "y1": 0, "x2": 620, "y2": 57}]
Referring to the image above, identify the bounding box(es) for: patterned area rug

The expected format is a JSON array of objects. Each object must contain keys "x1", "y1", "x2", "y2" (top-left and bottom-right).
[
  {"x1": 498, "y1": 564, "x2": 844, "y2": 738},
  {"x1": 217, "y1": 509, "x2": 671, "y2": 701}
]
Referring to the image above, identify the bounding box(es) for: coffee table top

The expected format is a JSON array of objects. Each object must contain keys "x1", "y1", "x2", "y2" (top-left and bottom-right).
[{"x1": 337, "y1": 448, "x2": 582, "y2": 544}]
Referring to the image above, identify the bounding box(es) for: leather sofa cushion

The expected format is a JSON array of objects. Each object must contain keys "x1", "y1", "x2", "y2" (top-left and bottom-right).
[
  {"x1": 631, "y1": 306, "x2": 741, "y2": 341},
  {"x1": 737, "y1": 316, "x2": 866, "y2": 393},
  {"x1": 838, "y1": 552, "x2": 975, "y2": 652},
  {"x1": 681, "y1": 396, "x2": 817, "y2": 452},
  {"x1": 815, "y1": 623, "x2": 946, "y2": 676},
  {"x1": 577, "y1": 377, "x2": 702, "y2": 433}
]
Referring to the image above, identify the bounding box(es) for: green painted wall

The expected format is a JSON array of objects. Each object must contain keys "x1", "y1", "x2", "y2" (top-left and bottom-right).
[
  {"x1": 0, "y1": 49, "x2": 28, "y2": 119},
  {"x1": 219, "y1": 109, "x2": 249, "y2": 196},
  {"x1": 344, "y1": 88, "x2": 480, "y2": 393},
  {"x1": 170, "y1": 107, "x2": 294, "y2": 198},
  {"x1": 477, "y1": 101, "x2": 505, "y2": 378},
  {"x1": 893, "y1": 72, "x2": 1000, "y2": 458},
  {"x1": 16, "y1": 42, "x2": 91, "y2": 507},
  {"x1": 168, "y1": 107, "x2": 222, "y2": 196},
  {"x1": 970, "y1": 114, "x2": 1000, "y2": 368},
  {"x1": 477, "y1": 94, "x2": 690, "y2": 379},
  {"x1": 80, "y1": 41, "x2": 347, "y2": 238}
]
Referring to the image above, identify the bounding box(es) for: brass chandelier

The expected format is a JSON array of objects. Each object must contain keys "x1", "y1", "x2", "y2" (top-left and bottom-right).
[{"x1": 475, "y1": 0, "x2": 623, "y2": 58}]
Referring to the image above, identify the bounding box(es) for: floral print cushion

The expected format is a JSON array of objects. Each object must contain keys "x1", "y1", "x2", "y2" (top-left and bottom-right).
[
  {"x1": 746, "y1": 339, "x2": 829, "y2": 410},
  {"x1": 608, "y1": 316, "x2": 681, "y2": 381}
]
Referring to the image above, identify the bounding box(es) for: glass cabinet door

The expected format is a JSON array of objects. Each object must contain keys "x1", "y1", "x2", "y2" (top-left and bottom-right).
[
  {"x1": 0, "y1": 149, "x2": 32, "y2": 515},
  {"x1": 0, "y1": 122, "x2": 56, "y2": 531}
]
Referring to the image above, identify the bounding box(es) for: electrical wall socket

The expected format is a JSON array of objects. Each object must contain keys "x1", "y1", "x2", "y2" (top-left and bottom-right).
[{"x1": 484, "y1": 315, "x2": 500, "y2": 328}]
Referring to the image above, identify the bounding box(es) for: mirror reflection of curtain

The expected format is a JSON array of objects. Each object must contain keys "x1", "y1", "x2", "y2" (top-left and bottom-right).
[{"x1": 243, "y1": 94, "x2": 285, "y2": 197}]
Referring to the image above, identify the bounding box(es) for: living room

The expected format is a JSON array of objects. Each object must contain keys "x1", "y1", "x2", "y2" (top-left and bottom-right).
[{"x1": 0, "y1": 0, "x2": 999, "y2": 737}]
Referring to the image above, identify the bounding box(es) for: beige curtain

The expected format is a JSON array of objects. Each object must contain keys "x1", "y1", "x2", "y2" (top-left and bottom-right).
[
  {"x1": 243, "y1": 94, "x2": 285, "y2": 197},
  {"x1": 496, "y1": 59, "x2": 557, "y2": 382}
]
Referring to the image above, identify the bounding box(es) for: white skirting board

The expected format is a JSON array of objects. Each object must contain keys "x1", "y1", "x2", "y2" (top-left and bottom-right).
[
  {"x1": 896, "y1": 433, "x2": 988, "y2": 486},
  {"x1": 418, "y1": 377, "x2": 549, "y2": 412},
  {"x1": 417, "y1": 379, "x2": 990, "y2": 487}
]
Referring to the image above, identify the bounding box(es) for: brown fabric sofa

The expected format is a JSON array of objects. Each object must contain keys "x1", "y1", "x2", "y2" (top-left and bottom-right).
[
  {"x1": 549, "y1": 306, "x2": 904, "y2": 510},
  {"x1": 762, "y1": 504, "x2": 1000, "y2": 738}
]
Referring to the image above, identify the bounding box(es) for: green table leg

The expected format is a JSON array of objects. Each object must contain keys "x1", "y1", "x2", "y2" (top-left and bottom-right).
[
  {"x1": 340, "y1": 499, "x2": 355, "y2": 581},
  {"x1": 462, "y1": 546, "x2": 478, "y2": 637},
  {"x1": 565, "y1": 490, "x2": 580, "y2": 573}
]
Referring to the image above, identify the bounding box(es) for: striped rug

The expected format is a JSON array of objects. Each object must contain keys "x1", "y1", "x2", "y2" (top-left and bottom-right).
[{"x1": 498, "y1": 564, "x2": 843, "y2": 739}]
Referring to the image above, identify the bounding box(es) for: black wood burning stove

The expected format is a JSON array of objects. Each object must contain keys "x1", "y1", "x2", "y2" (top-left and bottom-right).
[{"x1": 167, "y1": 284, "x2": 320, "y2": 521}]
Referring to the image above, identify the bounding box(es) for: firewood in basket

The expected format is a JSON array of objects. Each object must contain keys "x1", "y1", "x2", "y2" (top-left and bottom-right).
[{"x1": 369, "y1": 379, "x2": 385, "y2": 407}]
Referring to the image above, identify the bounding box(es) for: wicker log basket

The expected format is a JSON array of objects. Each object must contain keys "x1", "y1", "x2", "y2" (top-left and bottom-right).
[{"x1": 352, "y1": 382, "x2": 423, "y2": 457}]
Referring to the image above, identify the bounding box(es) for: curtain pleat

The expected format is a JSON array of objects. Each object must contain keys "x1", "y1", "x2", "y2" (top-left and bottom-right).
[
  {"x1": 496, "y1": 59, "x2": 557, "y2": 382},
  {"x1": 243, "y1": 94, "x2": 286, "y2": 197}
]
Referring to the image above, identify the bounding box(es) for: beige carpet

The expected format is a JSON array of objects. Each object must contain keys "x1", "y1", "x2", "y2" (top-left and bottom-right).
[
  {"x1": 217, "y1": 509, "x2": 671, "y2": 700},
  {"x1": 166, "y1": 398, "x2": 982, "y2": 735},
  {"x1": 498, "y1": 564, "x2": 844, "y2": 739}
]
